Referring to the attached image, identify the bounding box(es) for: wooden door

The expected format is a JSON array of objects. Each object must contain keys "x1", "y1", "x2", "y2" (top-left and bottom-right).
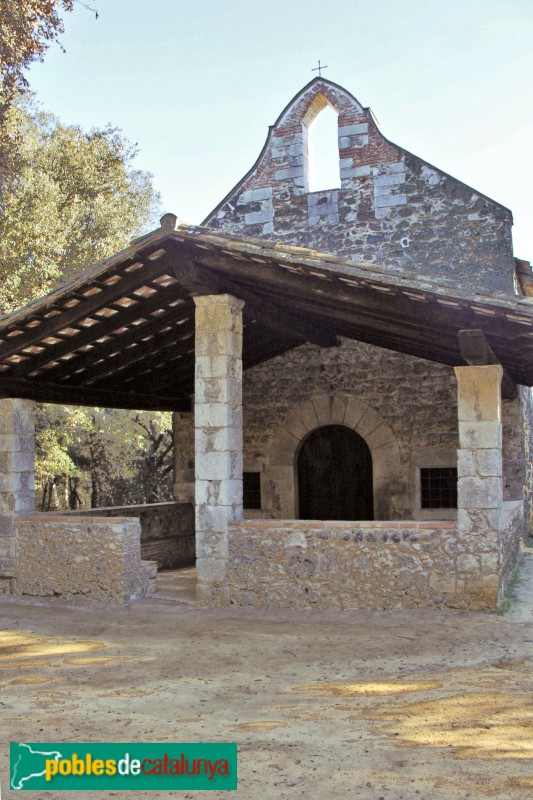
[{"x1": 297, "y1": 425, "x2": 373, "y2": 520}]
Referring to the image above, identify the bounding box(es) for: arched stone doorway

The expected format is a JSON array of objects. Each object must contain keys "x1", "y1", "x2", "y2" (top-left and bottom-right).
[
  {"x1": 297, "y1": 425, "x2": 373, "y2": 520},
  {"x1": 265, "y1": 393, "x2": 403, "y2": 519}
]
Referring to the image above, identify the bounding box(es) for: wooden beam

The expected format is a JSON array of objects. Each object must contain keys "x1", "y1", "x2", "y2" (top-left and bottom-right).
[
  {"x1": 0, "y1": 257, "x2": 173, "y2": 359},
  {"x1": 174, "y1": 255, "x2": 339, "y2": 348},
  {"x1": 0, "y1": 377, "x2": 191, "y2": 412},
  {"x1": 458, "y1": 329, "x2": 517, "y2": 399},
  {"x1": 186, "y1": 247, "x2": 529, "y2": 351},
  {"x1": 172, "y1": 259, "x2": 215, "y2": 296},
  {"x1": 34, "y1": 314, "x2": 194, "y2": 385},
  {"x1": 272, "y1": 292, "x2": 465, "y2": 362},
  {"x1": 118, "y1": 351, "x2": 195, "y2": 390},
  {"x1": 84, "y1": 328, "x2": 195, "y2": 388},
  {"x1": 4, "y1": 283, "x2": 190, "y2": 379},
  {"x1": 185, "y1": 248, "x2": 468, "y2": 321}
]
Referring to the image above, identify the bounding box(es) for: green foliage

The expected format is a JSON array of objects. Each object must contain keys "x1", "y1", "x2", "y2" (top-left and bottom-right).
[
  {"x1": 496, "y1": 562, "x2": 522, "y2": 615},
  {"x1": 0, "y1": 0, "x2": 74, "y2": 96},
  {"x1": 36, "y1": 405, "x2": 174, "y2": 510},
  {"x1": 0, "y1": 99, "x2": 160, "y2": 314},
  {"x1": 0, "y1": 7, "x2": 170, "y2": 510},
  {"x1": 0, "y1": 97, "x2": 166, "y2": 509},
  {"x1": 0, "y1": 1, "x2": 76, "y2": 191}
]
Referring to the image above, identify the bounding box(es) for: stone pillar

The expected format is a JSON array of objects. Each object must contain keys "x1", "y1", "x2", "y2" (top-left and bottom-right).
[
  {"x1": 194, "y1": 294, "x2": 244, "y2": 606},
  {"x1": 0, "y1": 399, "x2": 35, "y2": 594},
  {"x1": 172, "y1": 411, "x2": 194, "y2": 503},
  {"x1": 455, "y1": 365, "x2": 503, "y2": 610}
]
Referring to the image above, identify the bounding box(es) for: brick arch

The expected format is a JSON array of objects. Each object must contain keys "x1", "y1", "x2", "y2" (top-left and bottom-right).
[
  {"x1": 203, "y1": 77, "x2": 369, "y2": 229},
  {"x1": 275, "y1": 78, "x2": 364, "y2": 129},
  {"x1": 301, "y1": 90, "x2": 338, "y2": 126},
  {"x1": 265, "y1": 393, "x2": 403, "y2": 519}
]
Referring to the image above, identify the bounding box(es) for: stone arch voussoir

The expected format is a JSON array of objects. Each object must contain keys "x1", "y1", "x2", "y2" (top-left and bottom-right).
[{"x1": 266, "y1": 393, "x2": 403, "y2": 519}]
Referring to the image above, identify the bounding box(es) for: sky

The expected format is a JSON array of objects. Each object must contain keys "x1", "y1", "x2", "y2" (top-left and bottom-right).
[{"x1": 27, "y1": 0, "x2": 533, "y2": 260}]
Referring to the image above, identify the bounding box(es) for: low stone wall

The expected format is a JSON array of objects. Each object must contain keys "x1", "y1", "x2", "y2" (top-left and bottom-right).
[
  {"x1": 499, "y1": 501, "x2": 523, "y2": 597},
  {"x1": 228, "y1": 520, "x2": 505, "y2": 611},
  {"x1": 15, "y1": 514, "x2": 155, "y2": 604},
  {"x1": 64, "y1": 502, "x2": 195, "y2": 570}
]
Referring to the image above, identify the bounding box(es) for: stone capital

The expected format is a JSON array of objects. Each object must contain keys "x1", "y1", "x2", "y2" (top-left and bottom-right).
[
  {"x1": 193, "y1": 293, "x2": 245, "y2": 313},
  {"x1": 455, "y1": 365, "x2": 503, "y2": 424}
]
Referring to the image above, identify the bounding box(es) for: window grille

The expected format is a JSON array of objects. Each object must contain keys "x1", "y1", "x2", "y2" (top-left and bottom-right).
[
  {"x1": 420, "y1": 467, "x2": 457, "y2": 509},
  {"x1": 243, "y1": 472, "x2": 261, "y2": 509}
]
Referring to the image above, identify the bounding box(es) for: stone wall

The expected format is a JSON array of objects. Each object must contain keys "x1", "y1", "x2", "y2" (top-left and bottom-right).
[
  {"x1": 502, "y1": 396, "x2": 525, "y2": 502},
  {"x1": 205, "y1": 78, "x2": 514, "y2": 296},
  {"x1": 499, "y1": 501, "x2": 523, "y2": 597},
  {"x1": 239, "y1": 338, "x2": 522, "y2": 520},
  {"x1": 15, "y1": 514, "x2": 155, "y2": 604},
  {"x1": 173, "y1": 337, "x2": 524, "y2": 522},
  {"x1": 244, "y1": 339, "x2": 457, "y2": 468},
  {"x1": 194, "y1": 294, "x2": 244, "y2": 607},
  {"x1": 64, "y1": 502, "x2": 195, "y2": 570},
  {"x1": 0, "y1": 399, "x2": 35, "y2": 594},
  {"x1": 173, "y1": 412, "x2": 194, "y2": 503},
  {"x1": 227, "y1": 519, "x2": 499, "y2": 611},
  {"x1": 521, "y1": 386, "x2": 533, "y2": 540}
]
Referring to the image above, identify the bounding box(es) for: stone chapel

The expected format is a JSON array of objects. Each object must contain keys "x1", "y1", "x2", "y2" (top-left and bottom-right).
[{"x1": 0, "y1": 77, "x2": 532, "y2": 611}]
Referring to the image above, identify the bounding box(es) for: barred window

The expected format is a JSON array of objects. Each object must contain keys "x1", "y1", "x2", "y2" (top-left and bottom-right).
[
  {"x1": 420, "y1": 467, "x2": 457, "y2": 509},
  {"x1": 243, "y1": 472, "x2": 261, "y2": 509}
]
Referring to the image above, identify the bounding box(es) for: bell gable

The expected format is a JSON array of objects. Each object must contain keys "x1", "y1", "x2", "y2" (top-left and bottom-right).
[{"x1": 204, "y1": 78, "x2": 515, "y2": 295}]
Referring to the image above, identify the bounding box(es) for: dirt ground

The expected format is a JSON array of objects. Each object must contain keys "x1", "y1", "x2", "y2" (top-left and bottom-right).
[{"x1": 1, "y1": 557, "x2": 532, "y2": 800}]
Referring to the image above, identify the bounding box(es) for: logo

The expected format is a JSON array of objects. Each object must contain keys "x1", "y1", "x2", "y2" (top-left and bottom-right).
[{"x1": 10, "y1": 743, "x2": 237, "y2": 791}]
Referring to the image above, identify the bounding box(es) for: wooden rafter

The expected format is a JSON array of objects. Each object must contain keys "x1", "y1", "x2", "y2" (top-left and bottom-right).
[
  {"x1": 0, "y1": 376, "x2": 191, "y2": 411},
  {"x1": 86, "y1": 328, "x2": 195, "y2": 389},
  {"x1": 458, "y1": 329, "x2": 517, "y2": 400},
  {"x1": 33, "y1": 309, "x2": 194, "y2": 386},
  {"x1": 174, "y1": 252, "x2": 339, "y2": 348},
  {"x1": 0, "y1": 255, "x2": 171, "y2": 359},
  {"x1": 0, "y1": 225, "x2": 531, "y2": 413},
  {"x1": 4, "y1": 283, "x2": 189, "y2": 380}
]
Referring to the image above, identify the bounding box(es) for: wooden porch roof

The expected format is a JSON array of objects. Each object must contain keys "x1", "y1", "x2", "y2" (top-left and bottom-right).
[{"x1": 0, "y1": 215, "x2": 532, "y2": 411}]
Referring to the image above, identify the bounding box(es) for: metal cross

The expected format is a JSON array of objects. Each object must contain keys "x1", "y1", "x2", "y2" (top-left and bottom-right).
[{"x1": 312, "y1": 60, "x2": 328, "y2": 77}]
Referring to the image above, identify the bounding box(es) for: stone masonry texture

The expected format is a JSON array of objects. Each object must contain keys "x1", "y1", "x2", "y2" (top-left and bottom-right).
[
  {"x1": 63, "y1": 502, "x2": 195, "y2": 570},
  {"x1": 499, "y1": 502, "x2": 523, "y2": 597},
  {"x1": 205, "y1": 78, "x2": 515, "y2": 296},
  {"x1": 241, "y1": 338, "x2": 522, "y2": 519},
  {"x1": 173, "y1": 338, "x2": 523, "y2": 524},
  {"x1": 0, "y1": 398, "x2": 35, "y2": 595},
  {"x1": 194, "y1": 294, "x2": 244, "y2": 607},
  {"x1": 191, "y1": 80, "x2": 527, "y2": 611},
  {"x1": 15, "y1": 515, "x2": 154, "y2": 604},
  {"x1": 228, "y1": 520, "x2": 474, "y2": 611},
  {"x1": 228, "y1": 511, "x2": 523, "y2": 613}
]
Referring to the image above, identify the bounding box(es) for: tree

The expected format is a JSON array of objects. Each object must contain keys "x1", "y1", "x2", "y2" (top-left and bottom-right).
[
  {"x1": 0, "y1": 1, "x2": 76, "y2": 191},
  {"x1": 35, "y1": 406, "x2": 174, "y2": 510},
  {"x1": 0, "y1": 98, "x2": 160, "y2": 314},
  {"x1": 0, "y1": 8, "x2": 170, "y2": 511},
  {"x1": 0, "y1": 99, "x2": 166, "y2": 510},
  {"x1": 1, "y1": 0, "x2": 75, "y2": 97}
]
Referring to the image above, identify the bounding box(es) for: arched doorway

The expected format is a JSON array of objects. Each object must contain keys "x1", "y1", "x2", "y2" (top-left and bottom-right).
[{"x1": 297, "y1": 425, "x2": 373, "y2": 520}]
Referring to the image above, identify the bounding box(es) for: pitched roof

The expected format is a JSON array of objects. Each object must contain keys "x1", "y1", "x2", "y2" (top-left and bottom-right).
[{"x1": 0, "y1": 217, "x2": 531, "y2": 411}]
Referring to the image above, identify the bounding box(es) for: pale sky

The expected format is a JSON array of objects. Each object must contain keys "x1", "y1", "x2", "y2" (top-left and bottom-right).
[{"x1": 28, "y1": 0, "x2": 533, "y2": 261}]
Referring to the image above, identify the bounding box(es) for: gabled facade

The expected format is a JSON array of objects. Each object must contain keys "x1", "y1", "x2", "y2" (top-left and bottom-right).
[
  {"x1": 205, "y1": 78, "x2": 516, "y2": 295},
  {"x1": 0, "y1": 79, "x2": 531, "y2": 611}
]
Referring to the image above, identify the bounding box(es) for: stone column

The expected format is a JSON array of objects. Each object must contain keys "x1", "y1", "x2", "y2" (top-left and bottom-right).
[
  {"x1": 172, "y1": 411, "x2": 194, "y2": 503},
  {"x1": 0, "y1": 399, "x2": 35, "y2": 594},
  {"x1": 455, "y1": 365, "x2": 503, "y2": 610},
  {"x1": 193, "y1": 294, "x2": 244, "y2": 606}
]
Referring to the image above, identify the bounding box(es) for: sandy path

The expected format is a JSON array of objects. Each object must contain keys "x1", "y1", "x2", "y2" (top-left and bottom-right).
[{"x1": 0, "y1": 555, "x2": 532, "y2": 799}]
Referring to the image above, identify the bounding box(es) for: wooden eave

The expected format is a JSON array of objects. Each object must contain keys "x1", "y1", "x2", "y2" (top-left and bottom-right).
[
  {"x1": 515, "y1": 257, "x2": 533, "y2": 297},
  {"x1": 0, "y1": 223, "x2": 532, "y2": 411}
]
